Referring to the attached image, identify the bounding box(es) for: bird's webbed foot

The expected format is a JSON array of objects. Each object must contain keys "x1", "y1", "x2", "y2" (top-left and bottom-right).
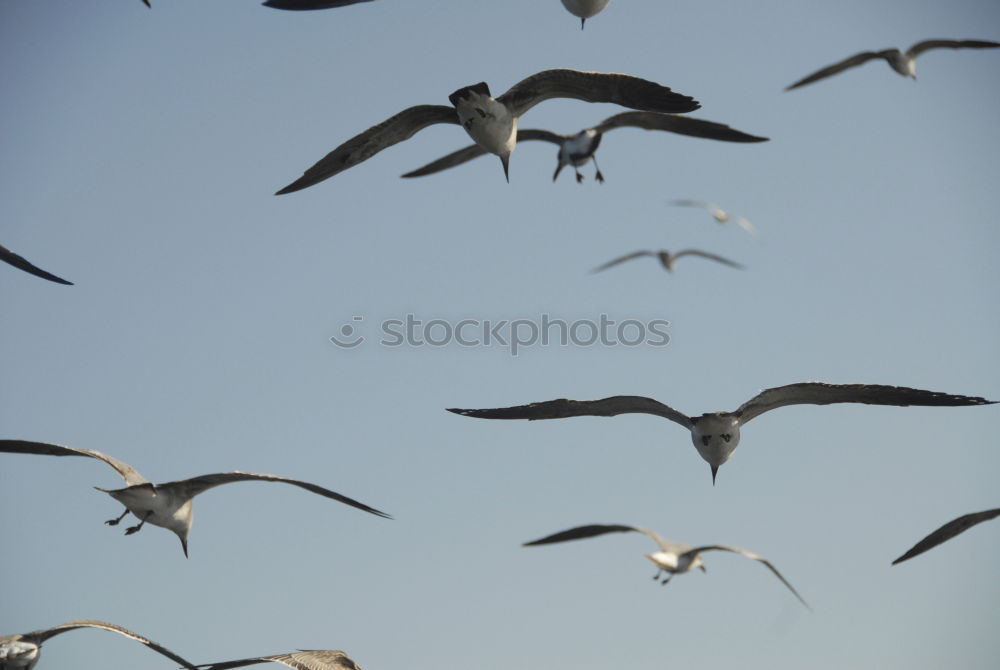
[
  {"x1": 574, "y1": 169, "x2": 584, "y2": 183},
  {"x1": 105, "y1": 509, "x2": 129, "y2": 526},
  {"x1": 660, "y1": 576, "x2": 672, "y2": 586},
  {"x1": 124, "y1": 511, "x2": 152, "y2": 535},
  {"x1": 594, "y1": 170, "x2": 605, "y2": 183}
]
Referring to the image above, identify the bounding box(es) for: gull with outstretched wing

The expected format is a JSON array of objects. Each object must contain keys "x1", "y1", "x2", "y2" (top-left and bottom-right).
[{"x1": 591, "y1": 248, "x2": 744, "y2": 274}]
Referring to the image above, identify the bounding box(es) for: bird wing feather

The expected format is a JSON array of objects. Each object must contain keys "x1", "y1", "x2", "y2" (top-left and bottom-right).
[
  {"x1": 892, "y1": 508, "x2": 1000, "y2": 565},
  {"x1": 592, "y1": 112, "x2": 768, "y2": 143},
  {"x1": 785, "y1": 50, "x2": 895, "y2": 90},
  {"x1": 0, "y1": 243, "x2": 73, "y2": 285},
  {"x1": 0, "y1": 439, "x2": 147, "y2": 486},
  {"x1": 24, "y1": 620, "x2": 198, "y2": 670},
  {"x1": 681, "y1": 546, "x2": 810, "y2": 609},
  {"x1": 591, "y1": 250, "x2": 655, "y2": 273},
  {"x1": 197, "y1": 649, "x2": 360, "y2": 670},
  {"x1": 671, "y1": 249, "x2": 745, "y2": 269},
  {"x1": 448, "y1": 396, "x2": 692, "y2": 428},
  {"x1": 907, "y1": 39, "x2": 1000, "y2": 57}
]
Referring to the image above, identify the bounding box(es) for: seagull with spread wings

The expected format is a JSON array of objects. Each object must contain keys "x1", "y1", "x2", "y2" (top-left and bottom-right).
[
  {"x1": 0, "y1": 619, "x2": 197, "y2": 670},
  {"x1": 197, "y1": 649, "x2": 362, "y2": 670},
  {"x1": 402, "y1": 112, "x2": 766, "y2": 183},
  {"x1": 276, "y1": 69, "x2": 698, "y2": 192},
  {"x1": 0, "y1": 439, "x2": 391, "y2": 557},
  {"x1": 524, "y1": 523, "x2": 810, "y2": 609},
  {"x1": 785, "y1": 39, "x2": 1000, "y2": 90},
  {"x1": 591, "y1": 249, "x2": 744, "y2": 275},
  {"x1": 1, "y1": 243, "x2": 73, "y2": 285},
  {"x1": 892, "y1": 508, "x2": 1000, "y2": 565},
  {"x1": 670, "y1": 200, "x2": 758, "y2": 236},
  {"x1": 448, "y1": 383, "x2": 995, "y2": 483}
]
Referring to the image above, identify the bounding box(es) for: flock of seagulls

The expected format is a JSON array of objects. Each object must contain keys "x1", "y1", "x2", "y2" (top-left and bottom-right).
[{"x1": 5, "y1": 2, "x2": 999, "y2": 668}]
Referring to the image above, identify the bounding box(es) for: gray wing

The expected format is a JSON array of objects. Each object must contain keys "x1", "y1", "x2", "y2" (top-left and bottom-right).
[
  {"x1": 1, "y1": 243, "x2": 73, "y2": 285},
  {"x1": 523, "y1": 523, "x2": 684, "y2": 553},
  {"x1": 197, "y1": 649, "x2": 361, "y2": 670},
  {"x1": 682, "y1": 546, "x2": 810, "y2": 610},
  {"x1": 785, "y1": 50, "x2": 896, "y2": 90},
  {"x1": 24, "y1": 620, "x2": 198, "y2": 669},
  {"x1": 592, "y1": 112, "x2": 768, "y2": 143},
  {"x1": 591, "y1": 250, "x2": 655, "y2": 273},
  {"x1": 892, "y1": 508, "x2": 1000, "y2": 565},
  {"x1": 907, "y1": 39, "x2": 1000, "y2": 57},
  {"x1": 276, "y1": 105, "x2": 458, "y2": 194},
  {"x1": 159, "y1": 472, "x2": 392, "y2": 519},
  {"x1": 263, "y1": 0, "x2": 376, "y2": 9},
  {"x1": 401, "y1": 128, "x2": 565, "y2": 178},
  {"x1": 671, "y1": 249, "x2": 745, "y2": 269},
  {"x1": 736, "y1": 382, "x2": 995, "y2": 424},
  {"x1": 497, "y1": 69, "x2": 699, "y2": 118},
  {"x1": 0, "y1": 439, "x2": 147, "y2": 486},
  {"x1": 447, "y1": 396, "x2": 692, "y2": 428}
]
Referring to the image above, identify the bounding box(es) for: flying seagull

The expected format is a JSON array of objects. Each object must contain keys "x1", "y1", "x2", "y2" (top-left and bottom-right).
[
  {"x1": 785, "y1": 39, "x2": 1000, "y2": 90},
  {"x1": 892, "y1": 508, "x2": 1000, "y2": 565},
  {"x1": 197, "y1": 649, "x2": 361, "y2": 670},
  {"x1": 276, "y1": 69, "x2": 699, "y2": 192},
  {"x1": 447, "y1": 383, "x2": 995, "y2": 483},
  {"x1": 670, "y1": 199, "x2": 757, "y2": 236},
  {"x1": 560, "y1": 0, "x2": 611, "y2": 30},
  {"x1": 524, "y1": 523, "x2": 810, "y2": 609},
  {"x1": 0, "y1": 619, "x2": 198, "y2": 670},
  {"x1": 591, "y1": 249, "x2": 744, "y2": 274},
  {"x1": 1, "y1": 243, "x2": 73, "y2": 285},
  {"x1": 0, "y1": 439, "x2": 391, "y2": 557},
  {"x1": 262, "y1": 0, "x2": 377, "y2": 9},
  {"x1": 402, "y1": 112, "x2": 767, "y2": 183}
]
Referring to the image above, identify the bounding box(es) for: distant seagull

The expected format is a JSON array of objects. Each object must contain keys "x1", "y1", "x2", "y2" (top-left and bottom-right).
[
  {"x1": 1, "y1": 243, "x2": 72, "y2": 285},
  {"x1": 561, "y1": 0, "x2": 611, "y2": 29},
  {"x1": 785, "y1": 39, "x2": 1000, "y2": 90},
  {"x1": 447, "y1": 383, "x2": 995, "y2": 483},
  {"x1": 524, "y1": 523, "x2": 809, "y2": 609},
  {"x1": 591, "y1": 249, "x2": 744, "y2": 274},
  {"x1": 402, "y1": 112, "x2": 767, "y2": 183},
  {"x1": 198, "y1": 649, "x2": 361, "y2": 670},
  {"x1": 0, "y1": 619, "x2": 197, "y2": 670},
  {"x1": 0, "y1": 439, "x2": 391, "y2": 557},
  {"x1": 263, "y1": 0, "x2": 377, "y2": 9},
  {"x1": 892, "y1": 508, "x2": 1000, "y2": 565},
  {"x1": 670, "y1": 199, "x2": 757, "y2": 236},
  {"x1": 276, "y1": 69, "x2": 699, "y2": 192}
]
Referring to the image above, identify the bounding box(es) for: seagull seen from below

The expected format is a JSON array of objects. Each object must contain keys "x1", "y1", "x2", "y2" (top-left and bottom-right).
[
  {"x1": 591, "y1": 249, "x2": 743, "y2": 275},
  {"x1": 448, "y1": 383, "x2": 995, "y2": 484},
  {"x1": 0, "y1": 619, "x2": 197, "y2": 670},
  {"x1": 524, "y1": 523, "x2": 810, "y2": 609},
  {"x1": 785, "y1": 39, "x2": 1000, "y2": 90},
  {"x1": 0, "y1": 439, "x2": 391, "y2": 557},
  {"x1": 402, "y1": 111, "x2": 767, "y2": 183},
  {"x1": 276, "y1": 69, "x2": 699, "y2": 192},
  {"x1": 198, "y1": 649, "x2": 362, "y2": 670},
  {"x1": 560, "y1": 0, "x2": 611, "y2": 29},
  {"x1": 670, "y1": 199, "x2": 758, "y2": 236},
  {"x1": 892, "y1": 507, "x2": 1000, "y2": 565},
  {"x1": 1, "y1": 243, "x2": 72, "y2": 285}
]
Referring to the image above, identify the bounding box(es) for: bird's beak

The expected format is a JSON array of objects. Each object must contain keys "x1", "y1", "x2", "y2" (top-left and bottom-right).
[
  {"x1": 500, "y1": 155, "x2": 510, "y2": 183},
  {"x1": 580, "y1": 18, "x2": 585, "y2": 30},
  {"x1": 180, "y1": 537, "x2": 189, "y2": 559},
  {"x1": 711, "y1": 465, "x2": 719, "y2": 485}
]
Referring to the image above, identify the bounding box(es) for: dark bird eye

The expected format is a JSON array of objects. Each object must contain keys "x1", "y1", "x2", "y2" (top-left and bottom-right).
[
  {"x1": 722, "y1": 434, "x2": 731, "y2": 443},
  {"x1": 701, "y1": 435, "x2": 711, "y2": 447}
]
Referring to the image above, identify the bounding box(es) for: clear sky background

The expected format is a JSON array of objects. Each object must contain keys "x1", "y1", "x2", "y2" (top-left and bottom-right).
[{"x1": 2, "y1": 1, "x2": 999, "y2": 669}]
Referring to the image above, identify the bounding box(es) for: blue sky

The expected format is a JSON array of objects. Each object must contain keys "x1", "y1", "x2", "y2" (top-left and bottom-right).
[{"x1": 2, "y1": 1, "x2": 999, "y2": 669}]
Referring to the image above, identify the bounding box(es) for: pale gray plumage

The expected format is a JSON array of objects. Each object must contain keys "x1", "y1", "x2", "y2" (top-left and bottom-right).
[
  {"x1": 670, "y1": 199, "x2": 757, "y2": 236},
  {"x1": 197, "y1": 649, "x2": 361, "y2": 670},
  {"x1": 0, "y1": 619, "x2": 197, "y2": 670},
  {"x1": 892, "y1": 508, "x2": 1000, "y2": 565}
]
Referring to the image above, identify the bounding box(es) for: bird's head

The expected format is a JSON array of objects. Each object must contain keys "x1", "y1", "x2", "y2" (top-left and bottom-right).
[{"x1": 690, "y1": 412, "x2": 741, "y2": 484}]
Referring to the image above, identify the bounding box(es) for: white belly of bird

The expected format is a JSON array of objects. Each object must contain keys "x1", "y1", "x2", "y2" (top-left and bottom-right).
[
  {"x1": 561, "y1": 130, "x2": 598, "y2": 166},
  {"x1": 0, "y1": 641, "x2": 40, "y2": 670},
  {"x1": 454, "y1": 94, "x2": 517, "y2": 157}
]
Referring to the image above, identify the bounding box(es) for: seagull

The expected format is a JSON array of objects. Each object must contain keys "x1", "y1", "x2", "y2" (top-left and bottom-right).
[
  {"x1": 591, "y1": 249, "x2": 744, "y2": 275},
  {"x1": 197, "y1": 649, "x2": 361, "y2": 670},
  {"x1": 670, "y1": 199, "x2": 757, "y2": 236},
  {"x1": 0, "y1": 439, "x2": 391, "y2": 557},
  {"x1": 785, "y1": 39, "x2": 1000, "y2": 90},
  {"x1": 1, "y1": 243, "x2": 73, "y2": 285},
  {"x1": 892, "y1": 508, "x2": 1000, "y2": 565},
  {"x1": 560, "y1": 0, "x2": 611, "y2": 30},
  {"x1": 0, "y1": 619, "x2": 198, "y2": 670},
  {"x1": 402, "y1": 112, "x2": 767, "y2": 183},
  {"x1": 276, "y1": 69, "x2": 699, "y2": 192},
  {"x1": 262, "y1": 0, "x2": 377, "y2": 9},
  {"x1": 523, "y1": 523, "x2": 810, "y2": 609},
  {"x1": 447, "y1": 383, "x2": 995, "y2": 484}
]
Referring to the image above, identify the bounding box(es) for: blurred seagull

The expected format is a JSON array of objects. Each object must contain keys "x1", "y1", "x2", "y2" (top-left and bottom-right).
[
  {"x1": 892, "y1": 508, "x2": 1000, "y2": 565},
  {"x1": 670, "y1": 199, "x2": 757, "y2": 236},
  {"x1": 524, "y1": 523, "x2": 809, "y2": 609},
  {"x1": 197, "y1": 649, "x2": 361, "y2": 670},
  {"x1": 0, "y1": 439, "x2": 391, "y2": 557},
  {"x1": 262, "y1": 0, "x2": 376, "y2": 9},
  {"x1": 448, "y1": 383, "x2": 995, "y2": 484},
  {"x1": 591, "y1": 249, "x2": 744, "y2": 274},
  {"x1": 0, "y1": 619, "x2": 197, "y2": 670},
  {"x1": 402, "y1": 112, "x2": 767, "y2": 183},
  {"x1": 276, "y1": 69, "x2": 699, "y2": 192},
  {"x1": 1, "y1": 243, "x2": 72, "y2": 285},
  {"x1": 786, "y1": 39, "x2": 1000, "y2": 90},
  {"x1": 560, "y1": 0, "x2": 611, "y2": 29}
]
